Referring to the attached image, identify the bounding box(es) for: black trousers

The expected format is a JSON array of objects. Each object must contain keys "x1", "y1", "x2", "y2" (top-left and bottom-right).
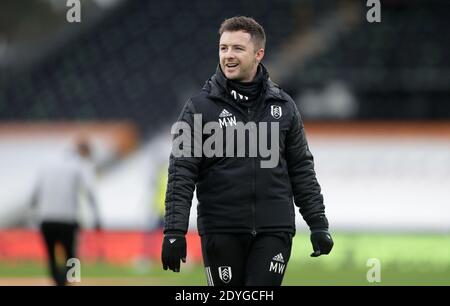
[
  {"x1": 200, "y1": 232, "x2": 293, "y2": 286},
  {"x1": 40, "y1": 221, "x2": 78, "y2": 286}
]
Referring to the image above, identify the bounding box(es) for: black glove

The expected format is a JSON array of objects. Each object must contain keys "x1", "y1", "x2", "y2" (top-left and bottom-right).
[
  {"x1": 161, "y1": 234, "x2": 186, "y2": 272},
  {"x1": 310, "y1": 230, "x2": 334, "y2": 257},
  {"x1": 306, "y1": 214, "x2": 334, "y2": 257}
]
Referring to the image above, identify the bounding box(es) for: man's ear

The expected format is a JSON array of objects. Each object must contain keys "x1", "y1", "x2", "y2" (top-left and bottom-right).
[{"x1": 255, "y1": 48, "x2": 265, "y2": 63}]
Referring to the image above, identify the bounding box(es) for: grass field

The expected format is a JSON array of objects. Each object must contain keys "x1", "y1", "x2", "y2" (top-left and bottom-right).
[{"x1": 0, "y1": 233, "x2": 448, "y2": 285}]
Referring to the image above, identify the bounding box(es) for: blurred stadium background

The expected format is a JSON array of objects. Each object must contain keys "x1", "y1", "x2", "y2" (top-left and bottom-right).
[{"x1": 0, "y1": 0, "x2": 449, "y2": 285}]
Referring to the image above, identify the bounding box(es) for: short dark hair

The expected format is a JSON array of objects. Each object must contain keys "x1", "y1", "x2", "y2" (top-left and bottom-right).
[{"x1": 219, "y1": 16, "x2": 266, "y2": 50}]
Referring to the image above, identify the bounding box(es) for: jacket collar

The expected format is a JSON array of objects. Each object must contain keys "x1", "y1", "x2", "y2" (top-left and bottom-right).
[{"x1": 205, "y1": 63, "x2": 285, "y2": 103}]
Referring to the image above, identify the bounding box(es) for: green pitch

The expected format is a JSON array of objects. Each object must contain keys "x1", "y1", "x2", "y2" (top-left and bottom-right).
[{"x1": 0, "y1": 233, "x2": 449, "y2": 285}]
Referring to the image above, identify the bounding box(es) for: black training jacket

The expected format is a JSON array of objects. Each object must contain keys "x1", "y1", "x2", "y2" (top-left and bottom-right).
[{"x1": 164, "y1": 65, "x2": 326, "y2": 236}]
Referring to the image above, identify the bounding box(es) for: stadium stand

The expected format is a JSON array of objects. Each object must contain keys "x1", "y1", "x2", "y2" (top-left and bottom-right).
[
  {"x1": 0, "y1": 0, "x2": 296, "y2": 134},
  {"x1": 285, "y1": 0, "x2": 450, "y2": 119}
]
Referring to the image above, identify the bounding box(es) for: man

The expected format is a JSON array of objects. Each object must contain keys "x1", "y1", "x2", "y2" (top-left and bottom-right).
[
  {"x1": 162, "y1": 16, "x2": 333, "y2": 286},
  {"x1": 31, "y1": 138, "x2": 101, "y2": 286}
]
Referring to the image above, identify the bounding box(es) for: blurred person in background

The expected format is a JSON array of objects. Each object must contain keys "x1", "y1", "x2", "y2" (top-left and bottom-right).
[
  {"x1": 162, "y1": 16, "x2": 333, "y2": 286},
  {"x1": 30, "y1": 137, "x2": 101, "y2": 286}
]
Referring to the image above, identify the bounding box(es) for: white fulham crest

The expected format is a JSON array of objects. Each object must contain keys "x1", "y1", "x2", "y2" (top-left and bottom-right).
[
  {"x1": 271, "y1": 105, "x2": 282, "y2": 119},
  {"x1": 218, "y1": 266, "x2": 232, "y2": 283}
]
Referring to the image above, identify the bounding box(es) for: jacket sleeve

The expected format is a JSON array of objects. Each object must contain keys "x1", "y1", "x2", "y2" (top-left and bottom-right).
[
  {"x1": 285, "y1": 99, "x2": 328, "y2": 229},
  {"x1": 164, "y1": 99, "x2": 202, "y2": 235}
]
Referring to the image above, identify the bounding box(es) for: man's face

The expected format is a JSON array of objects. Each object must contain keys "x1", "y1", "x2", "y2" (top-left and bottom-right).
[{"x1": 219, "y1": 30, "x2": 264, "y2": 82}]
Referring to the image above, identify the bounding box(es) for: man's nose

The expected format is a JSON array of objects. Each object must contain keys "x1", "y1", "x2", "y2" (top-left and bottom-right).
[{"x1": 223, "y1": 49, "x2": 236, "y2": 59}]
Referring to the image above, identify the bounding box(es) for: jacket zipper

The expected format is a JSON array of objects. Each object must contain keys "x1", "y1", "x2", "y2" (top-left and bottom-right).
[
  {"x1": 248, "y1": 107, "x2": 257, "y2": 237},
  {"x1": 216, "y1": 94, "x2": 267, "y2": 237}
]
